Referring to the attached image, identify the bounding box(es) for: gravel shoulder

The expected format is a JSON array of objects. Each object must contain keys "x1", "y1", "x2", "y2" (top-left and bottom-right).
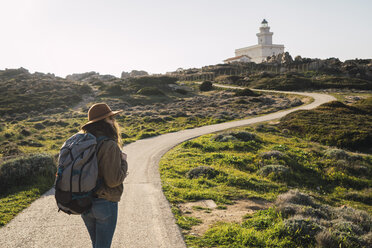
[{"x1": 0, "y1": 90, "x2": 335, "y2": 248}]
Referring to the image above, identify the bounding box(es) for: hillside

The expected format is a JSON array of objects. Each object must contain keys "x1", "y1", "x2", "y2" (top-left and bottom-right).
[
  {"x1": 278, "y1": 98, "x2": 372, "y2": 153},
  {"x1": 160, "y1": 125, "x2": 372, "y2": 248},
  {"x1": 0, "y1": 68, "x2": 92, "y2": 118},
  {"x1": 168, "y1": 55, "x2": 372, "y2": 91}
]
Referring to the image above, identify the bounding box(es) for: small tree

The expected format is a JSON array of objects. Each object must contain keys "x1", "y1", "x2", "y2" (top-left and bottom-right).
[{"x1": 199, "y1": 81, "x2": 213, "y2": 91}]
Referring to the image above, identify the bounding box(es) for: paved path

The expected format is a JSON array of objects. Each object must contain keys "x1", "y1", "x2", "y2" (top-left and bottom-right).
[{"x1": 0, "y1": 89, "x2": 335, "y2": 248}]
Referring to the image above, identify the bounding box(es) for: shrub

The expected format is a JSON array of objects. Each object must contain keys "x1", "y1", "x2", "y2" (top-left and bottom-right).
[
  {"x1": 186, "y1": 166, "x2": 219, "y2": 179},
  {"x1": 331, "y1": 219, "x2": 363, "y2": 235},
  {"x1": 199, "y1": 81, "x2": 213, "y2": 91},
  {"x1": 105, "y1": 85, "x2": 124, "y2": 96},
  {"x1": 234, "y1": 88, "x2": 258, "y2": 97},
  {"x1": 20, "y1": 129, "x2": 31, "y2": 136},
  {"x1": 175, "y1": 88, "x2": 188, "y2": 95},
  {"x1": 334, "y1": 206, "x2": 372, "y2": 233},
  {"x1": 33, "y1": 123, "x2": 46, "y2": 130},
  {"x1": 283, "y1": 215, "x2": 322, "y2": 245},
  {"x1": 260, "y1": 150, "x2": 284, "y2": 159},
  {"x1": 361, "y1": 232, "x2": 372, "y2": 247},
  {"x1": 78, "y1": 84, "x2": 93, "y2": 94},
  {"x1": 255, "y1": 124, "x2": 278, "y2": 133},
  {"x1": 182, "y1": 141, "x2": 203, "y2": 149},
  {"x1": 231, "y1": 131, "x2": 258, "y2": 142},
  {"x1": 136, "y1": 87, "x2": 165, "y2": 96},
  {"x1": 130, "y1": 76, "x2": 177, "y2": 86},
  {"x1": 325, "y1": 148, "x2": 350, "y2": 160},
  {"x1": 212, "y1": 131, "x2": 258, "y2": 143},
  {"x1": 0, "y1": 153, "x2": 56, "y2": 194},
  {"x1": 258, "y1": 164, "x2": 290, "y2": 180},
  {"x1": 211, "y1": 134, "x2": 237, "y2": 142},
  {"x1": 276, "y1": 190, "x2": 317, "y2": 207},
  {"x1": 315, "y1": 230, "x2": 339, "y2": 248},
  {"x1": 137, "y1": 131, "x2": 159, "y2": 139}
]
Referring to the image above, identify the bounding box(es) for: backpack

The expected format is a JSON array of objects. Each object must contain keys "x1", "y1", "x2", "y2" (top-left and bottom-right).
[{"x1": 54, "y1": 132, "x2": 108, "y2": 215}]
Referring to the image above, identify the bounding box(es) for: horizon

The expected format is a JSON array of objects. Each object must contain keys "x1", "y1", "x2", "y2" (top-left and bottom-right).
[{"x1": 1, "y1": 0, "x2": 371, "y2": 77}]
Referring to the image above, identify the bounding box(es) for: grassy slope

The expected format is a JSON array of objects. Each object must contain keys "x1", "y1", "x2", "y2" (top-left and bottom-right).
[
  {"x1": 0, "y1": 69, "x2": 91, "y2": 116},
  {"x1": 159, "y1": 126, "x2": 372, "y2": 247},
  {"x1": 278, "y1": 98, "x2": 372, "y2": 153}
]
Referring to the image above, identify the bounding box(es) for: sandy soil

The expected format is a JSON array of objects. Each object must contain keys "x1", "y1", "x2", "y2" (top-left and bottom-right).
[{"x1": 179, "y1": 199, "x2": 272, "y2": 236}]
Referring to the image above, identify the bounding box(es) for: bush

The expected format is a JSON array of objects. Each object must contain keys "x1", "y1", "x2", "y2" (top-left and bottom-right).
[
  {"x1": 211, "y1": 134, "x2": 238, "y2": 142},
  {"x1": 283, "y1": 215, "x2": 322, "y2": 245},
  {"x1": 361, "y1": 232, "x2": 372, "y2": 247},
  {"x1": 325, "y1": 148, "x2": 350, "y2": 160},
  {"x1": 33, "y1": 123, "x2": 46, "y2": 130},
  {"x1": 258, "y1": 164, "x2": 290, "y2": 180},
  {"x1": 0, "y1": 153, "x2": 56, "y2": 194},
  {"x1": 136, "y1": 87, "x2": 165, "y2": 96},
  {"x1": 199, "y1": 81, "x2": 213, "y2": 91},
  {"x1": 231, "y1": 131, "x2": 258, "y2": 142},
  {"x1": 186, "y1": 166, "x2": 219, "y2": 179},
  {"x1": 105, "y1": 85, "x2": 124, "y2": 96},
  {"x1": 20, "y1": 129, "x2": 31, "y2": 136},
  {"x1": 78, "y1": 84, "x2": 92, "y2": 94},
  {"x1": 175, "y1": 88, "x2": 188, "y2": 95},
  {"x1": 334, "y1": 206, "x2": 372, "y2": 233},
  {"x1": 260, "y1": 150, "x2": 284, "y2": 159},
  {"x1": 130, "y1": 76, "x2": 177, "y2": 86},
  {"x1": 234, "y1": 88, "x2": 258, "y2": 97},
  {"x1": 212, "y1": 131, "x2": 258, "y2": 143},
  {"x1": 315, "y1": 230, "x2": 339, "y2": 248},
  {"x1": 331, "y1": 219, "x2": 363, "y2": 235},
  {"x1": 276, "y1": 190, "x2": 316, "y2": 207}
]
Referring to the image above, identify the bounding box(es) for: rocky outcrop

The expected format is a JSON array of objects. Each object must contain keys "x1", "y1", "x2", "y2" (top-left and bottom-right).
[
  {"x1": 264, "y1": 52, "x2": 293, "y2": 65},
  {"x1": 121, "y1": 70, "x2": 149, "y2": 79},
  {"x1": 66, "y1": 72, "x2": 116, "y2": 82}
]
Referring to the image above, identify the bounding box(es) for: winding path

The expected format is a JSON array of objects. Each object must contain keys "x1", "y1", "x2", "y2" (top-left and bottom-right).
[{"x1": 0, "y1": 89, "x2": 335, "y2": 248}]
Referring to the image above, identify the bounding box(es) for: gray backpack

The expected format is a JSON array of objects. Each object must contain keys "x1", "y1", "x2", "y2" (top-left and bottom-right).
[{"x1": 54, "y1": 133, "x2": 108, "y2": 214}]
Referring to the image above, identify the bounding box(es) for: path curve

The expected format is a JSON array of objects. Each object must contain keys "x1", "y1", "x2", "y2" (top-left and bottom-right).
[{"x1": 0, "y1": 89, "x2": 335, "y2": 248}]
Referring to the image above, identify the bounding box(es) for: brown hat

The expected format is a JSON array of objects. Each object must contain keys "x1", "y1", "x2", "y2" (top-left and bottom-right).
[{"x1": 82, "y1": 103, "x2": 122, "y2": 128}]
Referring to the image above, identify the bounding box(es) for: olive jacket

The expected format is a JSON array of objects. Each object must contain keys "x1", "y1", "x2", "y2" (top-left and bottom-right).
[{"x1": 95, "y1": 139, "x2": 128, "y2": 202}]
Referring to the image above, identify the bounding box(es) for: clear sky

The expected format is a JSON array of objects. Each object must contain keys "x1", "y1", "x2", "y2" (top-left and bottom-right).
[{"x1": 0, "y1": 0, "x2": 371, "y2": 77}]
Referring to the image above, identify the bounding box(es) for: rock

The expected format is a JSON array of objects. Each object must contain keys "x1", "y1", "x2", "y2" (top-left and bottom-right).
[
  {"x1": 264, "y1": 52, "x2": 293, "y2": 65},
  {"x1": 121, "y1": 71, "x2": 130, "y2": 79},
  {"x1": 294, "y1": 55, "x2": 303, "y2": 62},
  {"x1": 130, "y1": 70, "x2": 148, "y2": 77}
]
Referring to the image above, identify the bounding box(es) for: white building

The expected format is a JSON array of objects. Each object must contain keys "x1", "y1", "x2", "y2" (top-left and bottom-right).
[
  {"x1": 225, "y1": 19, "x2": 284, "y2": 64},
  {"x1": 223, "y1": 55, "x2": 251, "y2": 64}
]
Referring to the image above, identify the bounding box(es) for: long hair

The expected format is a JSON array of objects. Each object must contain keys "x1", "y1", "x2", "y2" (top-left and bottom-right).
[{"x1": 81, "y1": 119, "x2": 122, "y2": 146}]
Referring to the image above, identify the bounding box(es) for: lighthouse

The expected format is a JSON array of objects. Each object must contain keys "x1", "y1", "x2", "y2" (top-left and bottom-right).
[{"x1": 224, "y1": 19, "x2": 285, "y2": 64}]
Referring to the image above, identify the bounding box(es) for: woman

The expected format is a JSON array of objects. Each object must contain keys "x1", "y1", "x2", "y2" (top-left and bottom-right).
[{"x1": 80, "y1": 103, "x2": 128, "y2": 248}]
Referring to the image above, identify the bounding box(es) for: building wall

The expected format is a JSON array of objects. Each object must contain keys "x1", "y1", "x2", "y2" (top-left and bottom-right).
[
  {"x1": 235, "y1": 45, "x2": 284, "y2": 63},
  {"x1": 235, "y1": 46, "x2": 262, "y2": 63}
]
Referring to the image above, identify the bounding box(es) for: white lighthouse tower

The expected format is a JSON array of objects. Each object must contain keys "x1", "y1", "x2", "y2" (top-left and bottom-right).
[{"x1": 225, "y1": 19, "x2": 285, "y2": 64}]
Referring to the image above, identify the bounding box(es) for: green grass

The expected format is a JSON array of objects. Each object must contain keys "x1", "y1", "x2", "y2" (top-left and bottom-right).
[
  {"x1": 159, "y1": 125, "x2": 372, "y2": 247},
  {"x1": 0, "y1": 175, "x2": 55, "y2": 227},
  {"x1": 278, "y1": 98, "x2": 372, "y2": 153}
]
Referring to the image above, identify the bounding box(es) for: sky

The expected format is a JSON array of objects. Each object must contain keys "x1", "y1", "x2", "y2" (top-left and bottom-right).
[{"x1": 0, "y1": 0, "x2": 371, "y2": 77}]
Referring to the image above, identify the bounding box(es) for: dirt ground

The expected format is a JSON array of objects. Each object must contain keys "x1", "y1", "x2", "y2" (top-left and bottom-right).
[{"x1": 178, "y1": 198, "x2": 273, "y2": 236}]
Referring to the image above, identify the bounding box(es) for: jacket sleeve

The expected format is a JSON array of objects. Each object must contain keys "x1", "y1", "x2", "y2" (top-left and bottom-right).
[{"x1": 99, "y1": 140, "x2": 126, "y2": 188}]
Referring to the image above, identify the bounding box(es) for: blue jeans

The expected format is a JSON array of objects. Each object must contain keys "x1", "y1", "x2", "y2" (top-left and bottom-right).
[{"x1": 81, "y1": 198, "x2": 118, "y2": 248}]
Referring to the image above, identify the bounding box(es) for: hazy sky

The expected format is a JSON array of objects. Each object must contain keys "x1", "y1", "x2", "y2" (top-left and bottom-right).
[{"x1": 0, "y1": 0, "x2": 371, "y2": 77}]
